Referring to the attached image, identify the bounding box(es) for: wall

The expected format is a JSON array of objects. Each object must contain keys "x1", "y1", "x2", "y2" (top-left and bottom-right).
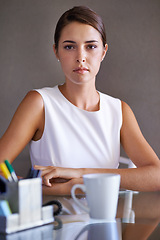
[{"x1": 0, "y1": 0, "x2": 160, "y2": 176}]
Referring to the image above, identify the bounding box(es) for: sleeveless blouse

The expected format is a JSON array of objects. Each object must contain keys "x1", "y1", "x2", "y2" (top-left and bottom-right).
[{"x1": 29, "y1": 85, "x2": 122, "y2": 169}]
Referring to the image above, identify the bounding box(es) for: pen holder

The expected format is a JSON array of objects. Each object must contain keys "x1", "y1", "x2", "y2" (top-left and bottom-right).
[{"x1": 0, "y1": 178, "x2": 54, "y2": 234}]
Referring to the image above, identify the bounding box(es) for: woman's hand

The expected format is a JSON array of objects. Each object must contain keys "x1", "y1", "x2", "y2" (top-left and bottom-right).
[
  {"x1": 34, "y1": 165, "x2": 83, "y2": 187},
  {"x1": 42, "y1": 177, "x2": 84, "y2": 195}
]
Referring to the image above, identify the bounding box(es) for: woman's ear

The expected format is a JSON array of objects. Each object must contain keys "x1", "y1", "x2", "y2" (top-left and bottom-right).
[
  {"x1": 53, "y1": 44, "x2": 59, "y2": 61},
  {"x1": 101, "y1": 44, "x2": 108, "y2": 62}
]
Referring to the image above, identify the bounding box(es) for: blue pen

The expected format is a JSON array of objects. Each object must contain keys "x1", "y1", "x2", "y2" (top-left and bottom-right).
[{"x1": 26, "y1": 167, "x2": 41, "y2": 179}]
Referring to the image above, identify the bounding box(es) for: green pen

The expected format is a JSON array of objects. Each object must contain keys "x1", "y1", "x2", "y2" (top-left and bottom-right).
[{"x1": 4, "y1": 160, "x2": 18, "y2": 182}]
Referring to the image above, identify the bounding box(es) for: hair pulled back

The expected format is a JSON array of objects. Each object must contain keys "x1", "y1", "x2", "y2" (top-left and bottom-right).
[{"x1": 54, "y1": 6, "x2": 107, "y2": 50}]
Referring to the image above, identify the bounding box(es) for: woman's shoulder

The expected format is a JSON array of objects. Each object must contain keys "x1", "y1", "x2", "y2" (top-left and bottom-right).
[
  {"x1": 99, "y1": 91, "x2": 122, "y2": 108},
  {"x1": 121, "y1": 100, "x2": 135, "y2": 120},
  {"x1": 21, "y1": 90, "x2": 44, "y2": 113},
  {"x1": 99, "y1": 91, "x2": 132, "y2": 114},
  {"x1": 31, "y1": 85, "x2": 59, "y2": 99},
  {"x1": 34, "y1": 85, "x2": 58, "y2": 93}
]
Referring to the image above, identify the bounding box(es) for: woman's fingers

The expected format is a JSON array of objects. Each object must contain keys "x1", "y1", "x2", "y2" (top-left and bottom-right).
[
  {"x1": 34, "y1": 165, "x2": 56, "y2": 186},
  {"x1": 34, "y1": 165, "x2": 73, "y2": 178},
  {"x1": 34, "y1": 165, "x2": 50, "y2": 171},
  {"x1": 33, "y1": 165, "x2": 82, "y2": 187},
  {"x1": 34, "y1": 165, "x2": 57, "y2": 176},
  {"x1": 42, "y1": 175, "x2": 52, "y2": 187},
  {"x1": 34, "y1": 165, "x2": 68, "y2": 187}
]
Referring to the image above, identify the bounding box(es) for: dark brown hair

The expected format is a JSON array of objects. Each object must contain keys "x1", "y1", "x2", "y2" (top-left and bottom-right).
[{"x1": 54, "y1": 6, "x2": 107, "y2": 51}]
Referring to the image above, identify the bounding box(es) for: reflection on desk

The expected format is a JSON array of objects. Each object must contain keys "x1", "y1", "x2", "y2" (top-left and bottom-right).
[
  {"x1": 0, "y1": 224, "x2": 54, "y2": 240},
  {"x1": 1, "y1": 191, "x2": 160, "y2": 240}
]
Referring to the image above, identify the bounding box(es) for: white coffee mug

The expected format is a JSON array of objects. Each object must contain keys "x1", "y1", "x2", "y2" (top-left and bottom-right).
[{"x1": 71, "y1": 173, "x2": 121, "y2": 221}]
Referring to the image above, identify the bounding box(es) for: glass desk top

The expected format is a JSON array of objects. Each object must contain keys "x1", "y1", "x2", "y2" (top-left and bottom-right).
[{"x1": 1, "y1": 191, "x2": 160, "y2": 240}]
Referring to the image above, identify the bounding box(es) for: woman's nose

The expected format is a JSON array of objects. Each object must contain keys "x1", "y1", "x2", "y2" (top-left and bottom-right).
[
  {"x1": 76, "y1": 59, "x2": 85, "y2": 63},
  {"x1": 76, "y1": 48, "x2": 86, "y2": 63}
]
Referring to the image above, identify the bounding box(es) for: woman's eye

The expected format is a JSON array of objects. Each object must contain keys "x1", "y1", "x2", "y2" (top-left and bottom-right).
[
  {"x1": 87, "y1": 45, "x2": 97, "y2": 49},
  {"x1": 64, "y1": 45, "x2": 75, "y2": 50}
]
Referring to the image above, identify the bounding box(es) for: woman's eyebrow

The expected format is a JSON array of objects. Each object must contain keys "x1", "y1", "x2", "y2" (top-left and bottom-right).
[
  {"x1": 62, "y1": 40, "x2": 98, "y2": 44},
  {"x1": 85, "y1": 40, "x2": 98, "y2": 43},
  {"x1": 63, "y1": 40, "x2": 76, "y2": 43}
]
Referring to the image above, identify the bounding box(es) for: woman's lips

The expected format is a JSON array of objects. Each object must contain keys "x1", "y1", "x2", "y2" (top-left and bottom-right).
[{"x1": 73, "y1": 67, "x2": 89, "y2": 74}]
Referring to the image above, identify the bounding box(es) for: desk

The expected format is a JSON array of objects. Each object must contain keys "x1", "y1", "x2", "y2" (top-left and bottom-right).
[{"x1": 1, "y1": 191, "x2": 160, "y2": 239}]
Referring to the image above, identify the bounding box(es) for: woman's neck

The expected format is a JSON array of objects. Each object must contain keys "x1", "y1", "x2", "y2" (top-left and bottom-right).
[{"x1": 58, "y1": 83, "x2": 100, "y2": 112}]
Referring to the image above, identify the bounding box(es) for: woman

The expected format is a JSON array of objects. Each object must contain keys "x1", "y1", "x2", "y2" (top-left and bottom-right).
[{"x1": 0, "y1": 6, "x2": 160, "y2": 195}]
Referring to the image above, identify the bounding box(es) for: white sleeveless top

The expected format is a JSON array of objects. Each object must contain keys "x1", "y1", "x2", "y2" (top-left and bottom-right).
[{"x1": 29, "y1": 85, "x2": 122, "y2": 169}]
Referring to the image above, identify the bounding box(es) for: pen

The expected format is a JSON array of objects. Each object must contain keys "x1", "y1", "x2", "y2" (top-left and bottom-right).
[
  {"x1": 4, "y1": 160, "x2": 18, "y2": 182},
  {"x1": 26, "y1": 167, "x2": 41, "y2": 179},
  {"x1": 0, "y1": 200, "x2": 12, "y2": 216},
  {"x1": 0, "y1": 163, "x2": 13, "y2": 182}
]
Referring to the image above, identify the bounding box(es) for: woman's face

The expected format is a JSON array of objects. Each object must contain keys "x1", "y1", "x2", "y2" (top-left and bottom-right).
[{"x1": 54, "y1": 22, "x2": 107, "y2": 86}]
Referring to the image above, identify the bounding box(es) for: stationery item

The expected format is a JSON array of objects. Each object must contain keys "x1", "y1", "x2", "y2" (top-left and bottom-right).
[
  {"x1": 0, "y1": 163, "x2": 12, "y2": 182},
  {"x1": 26, "y1": 167, "x2": 41, "y2": 179},
  {"x1": 4, "y1": 160, "x2": 18, "y2": 182},
  {"x1": 19, "y1": 178, "x2": 42, "y2": 225},
  {"x1": 71, "y1": 173, "x2": 121, "y2": 221},
  {"x1": 0, "y1": 200, "x2": 12, "y2": 216},
  {"x1": 0, "y1": 178, "x2": 55, "y2": 234}
]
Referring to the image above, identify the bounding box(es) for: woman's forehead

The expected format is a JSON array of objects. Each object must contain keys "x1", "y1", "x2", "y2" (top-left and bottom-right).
[{"x1": 59, "y1": 22, "x2": 102, "y2": 43}]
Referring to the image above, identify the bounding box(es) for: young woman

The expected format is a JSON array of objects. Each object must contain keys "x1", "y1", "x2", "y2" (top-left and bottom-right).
[{"x1": 0, "y1": 6, "x2": 160, "y2": 195}]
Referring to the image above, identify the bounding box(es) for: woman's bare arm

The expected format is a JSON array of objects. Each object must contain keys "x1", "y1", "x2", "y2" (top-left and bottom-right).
[
  {"x1": 0, "y1": 91, "x2": 44, "y2": 164},
  {"x1": 120, "y1": 101, "x2": 159, "y2": 168}
]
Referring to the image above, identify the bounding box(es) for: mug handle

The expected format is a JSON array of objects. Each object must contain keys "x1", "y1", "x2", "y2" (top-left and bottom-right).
[{"x1": 71, "y1": 184, "x2": 89, "y2": 213}]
